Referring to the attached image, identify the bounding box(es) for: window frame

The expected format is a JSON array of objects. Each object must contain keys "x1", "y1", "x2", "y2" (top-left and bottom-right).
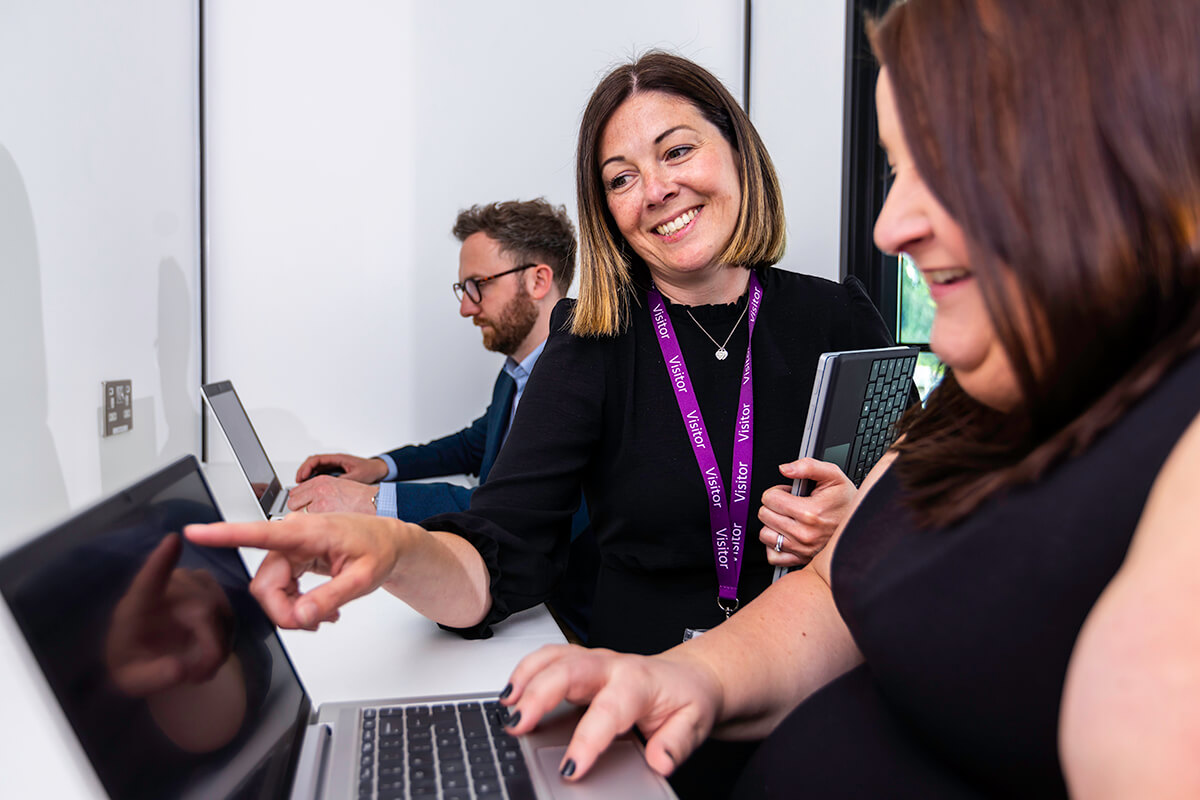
[{"x1": 838, "y1": 0, "x2": 911, "y2": 346}]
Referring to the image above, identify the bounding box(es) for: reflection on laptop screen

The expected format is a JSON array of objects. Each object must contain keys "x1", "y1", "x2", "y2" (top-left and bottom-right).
[{"x1": 0, "y1": 457, "x2": 309, "y2": 800}]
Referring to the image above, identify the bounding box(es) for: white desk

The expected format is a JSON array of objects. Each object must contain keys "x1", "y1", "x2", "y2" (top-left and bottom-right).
[
  {"x1": 0, "y1": 460, "x2": 565, "y2": 797},
  {"x1": 204, "y1": 461, "x2": 567, "y2": 703}
]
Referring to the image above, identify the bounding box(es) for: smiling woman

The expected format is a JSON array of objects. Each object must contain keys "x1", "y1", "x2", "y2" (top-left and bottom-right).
[
  {"x1": 490, "y1": 3, "x2": 1200, "y2": 798},
  {"x1": 597, "y1": 91, "x2": 744, "y2": 302},
  {"x1": 184, "y1": 51, "x2": 902, "y2": 800}
]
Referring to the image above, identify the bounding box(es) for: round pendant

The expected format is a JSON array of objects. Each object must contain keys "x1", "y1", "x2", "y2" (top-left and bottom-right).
[{"x1": 715, "y1": 348, "x2": 729, "y2": 361}]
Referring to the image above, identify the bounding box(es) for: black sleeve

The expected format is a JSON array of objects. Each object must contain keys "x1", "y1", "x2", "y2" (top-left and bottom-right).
[
  {"x1": 839, "y1": 275, "x2": 897, "y2": 350},
  {"x1": 421, "y1": 299, "x2": 598, "y2": 638}
]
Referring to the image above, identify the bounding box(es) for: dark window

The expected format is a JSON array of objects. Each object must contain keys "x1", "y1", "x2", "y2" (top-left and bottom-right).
[{"x1": 840, "y1": 0, "x2": 943, "y2": 399}]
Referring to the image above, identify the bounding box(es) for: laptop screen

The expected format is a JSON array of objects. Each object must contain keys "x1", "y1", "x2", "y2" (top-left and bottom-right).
[
  {"x1": 0, "y1": 456, "x2": 309, "y2": 800},
  {"x1": 202, "y1": 381, "x2": 284, "y2": 516}
]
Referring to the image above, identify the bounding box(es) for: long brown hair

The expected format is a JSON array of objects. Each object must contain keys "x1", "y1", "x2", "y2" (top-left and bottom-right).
[
  {"x1": 871, "y1": 0, "x2": 1200, "y2": 526},
  {"x1": 571, "y1": 51, "x2": 787, "y2": 337}
]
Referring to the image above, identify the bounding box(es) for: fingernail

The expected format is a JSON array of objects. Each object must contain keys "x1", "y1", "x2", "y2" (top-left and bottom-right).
[
  {"x1": 504, "y1": 709, "x2": 521, "y2": 728},
  {"x1": 662, "y1": 748, "x2": 677, "y2": 765},
  {"x1": 498, "y1": 683, "x2": 513, "y2": 700},
  {"x1": 560, "y1": 759, "x2": 576, "y2": 778}
]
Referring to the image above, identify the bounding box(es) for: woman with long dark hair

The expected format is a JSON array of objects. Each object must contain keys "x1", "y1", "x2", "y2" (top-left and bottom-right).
[{"x1": 498, "y1": 1, "x2": 1200, "y2": 796}]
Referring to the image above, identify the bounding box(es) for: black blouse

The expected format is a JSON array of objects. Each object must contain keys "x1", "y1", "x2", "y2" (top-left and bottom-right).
[
  {"x1": 424, "y1": 267, "x2": 894, "y2": 655},
  {"x1": 732, "y1": 347, "x2": 1200, "y2": 797}
]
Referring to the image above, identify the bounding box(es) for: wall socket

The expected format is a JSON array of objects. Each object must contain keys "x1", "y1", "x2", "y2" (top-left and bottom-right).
[{"x1": 102, "y1": 380, "x2": 133, "y2": 436}]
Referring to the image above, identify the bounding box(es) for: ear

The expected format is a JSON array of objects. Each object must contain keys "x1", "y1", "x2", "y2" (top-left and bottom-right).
[{"x1": 526, "y1": 263, "x2": 557, "y2": 301}]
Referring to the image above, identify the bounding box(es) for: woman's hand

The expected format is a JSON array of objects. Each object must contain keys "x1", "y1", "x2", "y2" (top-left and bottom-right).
[
  {"x1": 500, "y1": 644, "x2": 723, "y2": 781},
  {"x1": 184, "y1": 513, "x2": 408, "y2": 630},
  {"x1": 758, "y1": 458, "x2": 857, "y2": 568}
]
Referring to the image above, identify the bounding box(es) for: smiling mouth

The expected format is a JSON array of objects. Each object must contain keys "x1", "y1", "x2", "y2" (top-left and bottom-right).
[
  {"x1": 924, "y1": 267, "x2": 972, "y2": 287},
  {"x1": 655, "y1": 207, "x2": 699, "y2": 236}
]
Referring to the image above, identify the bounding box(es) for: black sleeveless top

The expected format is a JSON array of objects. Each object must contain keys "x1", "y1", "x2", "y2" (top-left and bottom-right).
[{"x1": 733, "y1": 347, "x2": 1200, "y2": 798}]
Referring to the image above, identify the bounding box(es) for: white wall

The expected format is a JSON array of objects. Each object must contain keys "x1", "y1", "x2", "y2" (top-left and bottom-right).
[
  {"x1": 0, "y1": 3, "x2": 200, "y2": 797},
  {"x1": 0, "y1": 1, "x2": 201, "y2": 545},
  {"x1": 751, "y1": 0, "x2": 849, "y2": 282},
  {"x1": 0, "y1": 0, "x2": 851, "y2": 527},
  {"x1": 204, "y1": 0, "x2": 746, "y2": 465}
]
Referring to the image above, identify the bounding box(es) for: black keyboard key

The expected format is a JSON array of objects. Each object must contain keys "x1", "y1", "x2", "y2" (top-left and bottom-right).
[
  {"x1": 474, "y1": 777, "x2": 502, "y2": 795},
  {"x1": 442, "y1": 774, "x2": 469, "y2": 791},
  {"x1": 505, "y1": 775, "x2": 537, "y2": 800}
]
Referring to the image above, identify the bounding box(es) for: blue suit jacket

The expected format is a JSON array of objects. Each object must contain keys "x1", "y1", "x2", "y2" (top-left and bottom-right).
[{"x1": 383, "y1": 369, "x2": 515, "y2": 522}]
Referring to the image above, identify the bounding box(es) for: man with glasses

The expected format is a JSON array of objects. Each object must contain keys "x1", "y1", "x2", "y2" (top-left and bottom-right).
[{"x1": 288, "y1": 199, "x2": 576, "y2": 521}]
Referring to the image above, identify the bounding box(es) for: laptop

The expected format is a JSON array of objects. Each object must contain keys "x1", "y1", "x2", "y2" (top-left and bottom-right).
[
  {"x1": 0, "y1": 456, "x2": 676, "y2": 799},
  {"x1": 202, "y1": 380, "x2": 292, "y2": 520},
  {"x1": 774, "y1": 346, "x2": 920, "y2": 581}
]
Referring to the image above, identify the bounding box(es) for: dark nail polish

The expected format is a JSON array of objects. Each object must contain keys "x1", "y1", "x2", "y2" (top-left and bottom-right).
[
  {"x1": 504, "y1": 709, "x2": 521, "y2": 728},
  {"x1": 560, "y1": 759, "x2": 576, "y2": 778},
  {"x1": 498, "y1": 683, "x2": 513, "y2": 700}
]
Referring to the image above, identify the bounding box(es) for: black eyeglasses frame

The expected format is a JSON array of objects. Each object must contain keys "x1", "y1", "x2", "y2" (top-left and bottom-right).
[{"x1": 452, "y1": 263, "x2": 537, "y2": 304}]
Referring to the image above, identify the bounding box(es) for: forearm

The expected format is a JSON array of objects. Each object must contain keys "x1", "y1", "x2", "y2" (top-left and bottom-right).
[
  {"x1": 668, "y1": 565, "x2": 862, "y2": 740},
  {"x1": 380, "y1": 524, "x2": 493, "y2": 629}
]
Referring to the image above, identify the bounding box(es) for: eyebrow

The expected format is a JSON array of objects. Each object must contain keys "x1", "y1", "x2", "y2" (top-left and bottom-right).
[{"x1": 599, "y1": 125, "x2": 698, "y2": 171}]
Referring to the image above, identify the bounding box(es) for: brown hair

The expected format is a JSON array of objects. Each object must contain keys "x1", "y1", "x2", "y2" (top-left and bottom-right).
[
  {"x1": 452, "y1": 199, "x2": 577, "y2": 295},
  {"x1": 571, "y1": 51, "x2": 787, "y2": 336},
  {"x1": 871, "y1": 0, "x2": 1200, "y2": 526}
]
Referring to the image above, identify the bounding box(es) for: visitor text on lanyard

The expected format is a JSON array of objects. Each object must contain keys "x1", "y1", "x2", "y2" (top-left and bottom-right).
[{"x1": 647, "y1": 273, "x2": 762, "y2": 618}]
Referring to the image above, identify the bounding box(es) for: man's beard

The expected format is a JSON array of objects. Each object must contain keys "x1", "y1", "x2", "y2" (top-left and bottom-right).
[{"x1": 478, "y1": 285, "x2": 538, "y2": 356}]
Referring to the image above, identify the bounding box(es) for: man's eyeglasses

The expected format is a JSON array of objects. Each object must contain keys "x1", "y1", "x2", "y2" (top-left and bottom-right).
[{"x1": 452, "y1": 263, "x2": 536, "y2": 304}]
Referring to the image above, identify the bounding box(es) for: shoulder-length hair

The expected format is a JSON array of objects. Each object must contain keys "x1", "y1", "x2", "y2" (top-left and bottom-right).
[
  {"x1": 571, "y1": 51, "x2": 787, "y2": 337},
  {"x1": 871, "y1": 0, "x2": 1200, "y2": 527}
]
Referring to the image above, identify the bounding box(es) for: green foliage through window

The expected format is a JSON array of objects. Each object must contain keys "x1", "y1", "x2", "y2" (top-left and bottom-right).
[{"x1": 898, "y1": 254, "x2": 944, "y2": 401}]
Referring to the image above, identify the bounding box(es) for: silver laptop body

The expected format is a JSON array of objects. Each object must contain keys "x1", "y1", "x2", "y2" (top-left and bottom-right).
[{"x1": 0, "y1": 456, "x2": 675, "y2": 799}]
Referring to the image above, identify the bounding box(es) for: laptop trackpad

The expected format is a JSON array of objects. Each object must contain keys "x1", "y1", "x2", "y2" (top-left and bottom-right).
[{"x1": 536, "y1": 743, "x2": 674, "y2": 798}]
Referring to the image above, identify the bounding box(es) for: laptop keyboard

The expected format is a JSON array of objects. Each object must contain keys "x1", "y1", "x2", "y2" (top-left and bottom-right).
[
  {"x1": 359, "y1": 700, "x2": 535, "y2": 800},
  {"x1": 848, "y1": 355, "x2": 916, "y2": 485}
]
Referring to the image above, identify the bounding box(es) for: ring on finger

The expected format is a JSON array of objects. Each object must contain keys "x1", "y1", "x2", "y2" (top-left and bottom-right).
[{"x1": 774, "y1": 533, "x2": 785, "y2": 553}]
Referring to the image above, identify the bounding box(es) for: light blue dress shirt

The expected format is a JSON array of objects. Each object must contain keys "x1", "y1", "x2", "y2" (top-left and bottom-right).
[{"x1": 374, "y1": 341, "x2": 546, "y2": 517}]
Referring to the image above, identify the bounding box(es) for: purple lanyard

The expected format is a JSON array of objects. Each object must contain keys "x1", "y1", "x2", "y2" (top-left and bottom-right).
[{"x1": 647, "y1": 273, "x2": 762, "y2": 616}]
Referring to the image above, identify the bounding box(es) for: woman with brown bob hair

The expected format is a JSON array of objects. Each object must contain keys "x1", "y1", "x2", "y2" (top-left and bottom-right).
[
  {"x1": 571, "y1": 51, "x2": 787, "y2": 337},
  {"x1": 496, "y1": 1, "x2": 1200, "y2": 796},
  {"x1": 187, "y1": 50, "x2": 895, "y2": 684}
]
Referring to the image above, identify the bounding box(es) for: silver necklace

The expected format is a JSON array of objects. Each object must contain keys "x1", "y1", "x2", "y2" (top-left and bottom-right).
[{"x1": 685, "y1": 299, "x2": 749, "y2": 361}]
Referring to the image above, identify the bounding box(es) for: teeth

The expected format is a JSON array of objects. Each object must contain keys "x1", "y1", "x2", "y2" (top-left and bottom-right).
[
  {"x1": 655, "y1": 208, "x2": 698, "y2": 235},
  {"x1": 925, "y1": 267, "x2": 971, "y2": 285}
]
